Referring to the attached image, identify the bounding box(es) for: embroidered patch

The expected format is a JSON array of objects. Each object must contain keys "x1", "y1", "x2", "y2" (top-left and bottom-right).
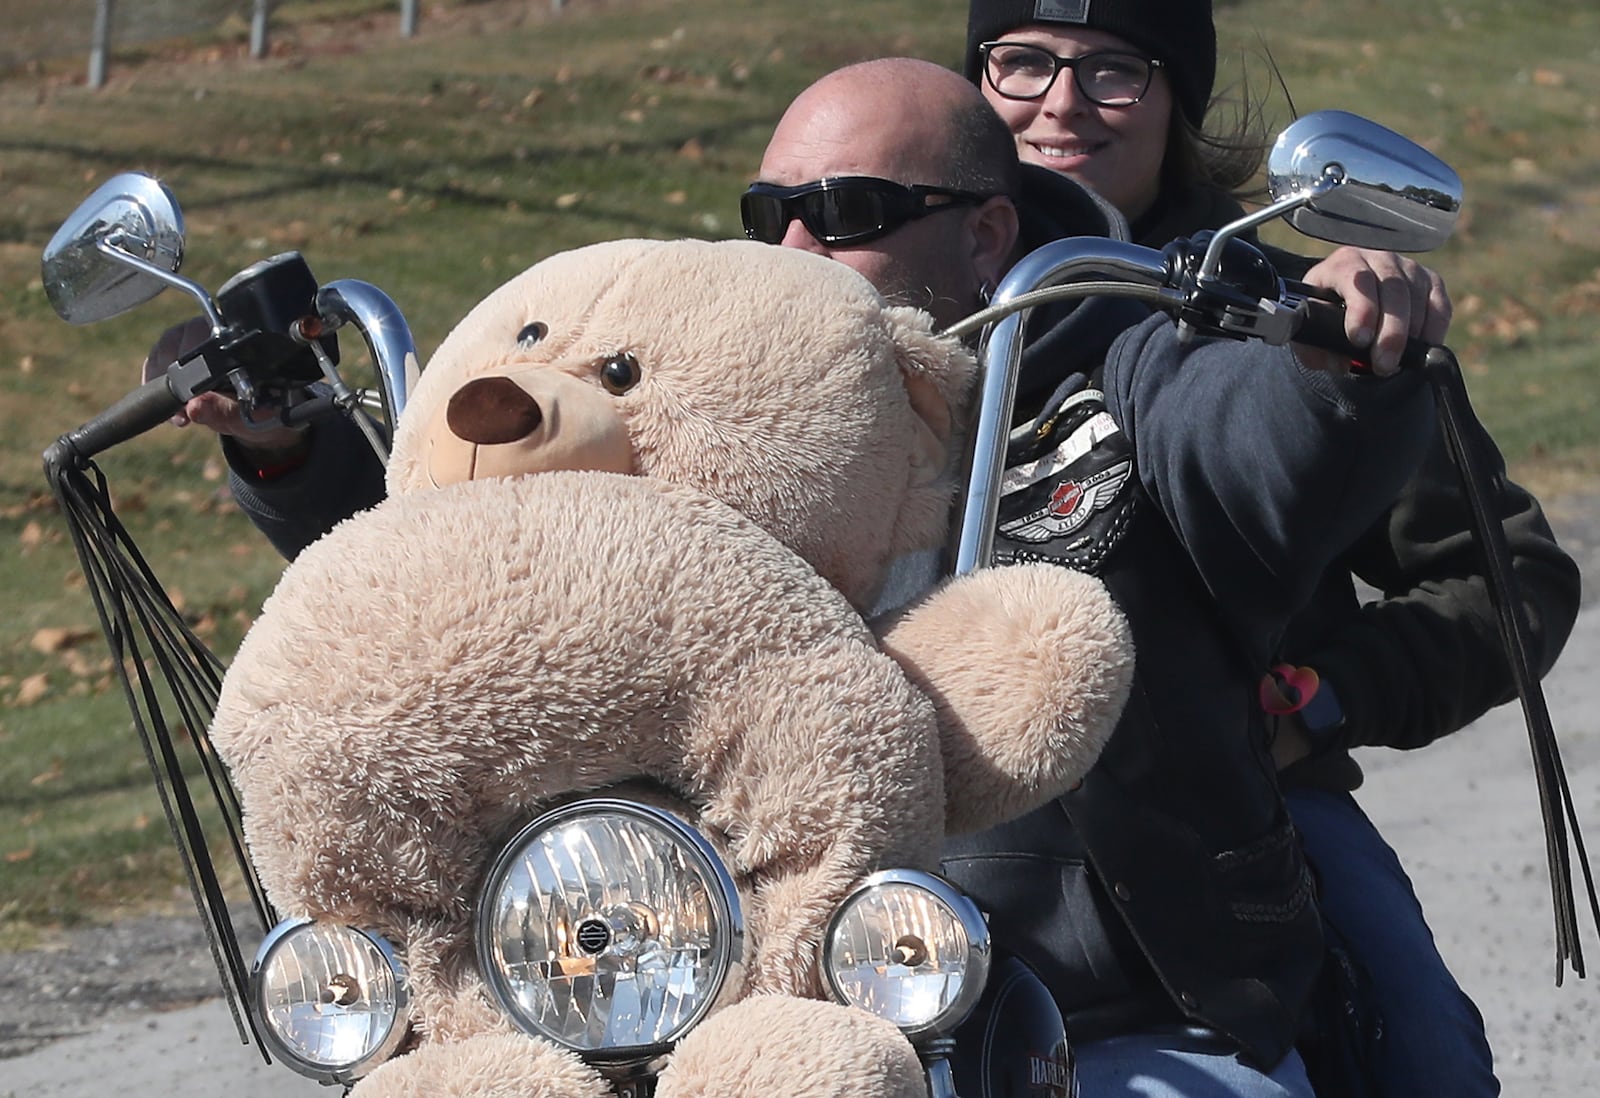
[
  {"x1": 1034, "y1": 0, "x2": 1091, "y2": 23},
  {"x1": 999, "y1": 459, "x2": 1132, "y2": 543},
  {"x1": 994, "y1": 384, "x2": 1137, "y2": 574},
  {"x1": 1001, "y1": 405, "x2": 1119, "y2": 493}
]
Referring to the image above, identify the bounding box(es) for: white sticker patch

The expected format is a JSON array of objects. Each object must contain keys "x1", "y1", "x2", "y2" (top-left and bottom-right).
[{"x1": 1001, "y1": 405, "x2": 1121, "y2": 496}]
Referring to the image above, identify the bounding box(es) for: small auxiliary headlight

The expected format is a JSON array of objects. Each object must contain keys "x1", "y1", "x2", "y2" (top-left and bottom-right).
[
  {"x1": 477, "y1": 799, "x2": 743, "y2": 1060},
  {"x1": 823, "y1": 869, "x2": 991, "y2": 1041},
  {"x1": 250, "y1": 917, "x2": 409, "y2": 1083}
]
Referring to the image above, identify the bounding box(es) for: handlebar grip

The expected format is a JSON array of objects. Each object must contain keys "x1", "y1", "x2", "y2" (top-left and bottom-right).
[
  {"x1": 279, "y1": 391, "x2": 337, "y2": 428},
  {"x1": 1296, "y1": 297, "x2": 1432, "y2": 372},
  {"x1": 43, "y1": 373, "x2": 185, "y2": 473}
]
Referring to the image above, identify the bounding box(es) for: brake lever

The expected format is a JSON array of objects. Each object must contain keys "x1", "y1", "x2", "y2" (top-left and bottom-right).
[{"x1": 1180, "y1": 251, "x2": 1432, "y2": 373}]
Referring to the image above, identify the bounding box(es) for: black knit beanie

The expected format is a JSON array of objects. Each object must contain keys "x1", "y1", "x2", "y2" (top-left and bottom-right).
[{"x1": 963, "y1": 0, "x2": 1217, "y2": 127}]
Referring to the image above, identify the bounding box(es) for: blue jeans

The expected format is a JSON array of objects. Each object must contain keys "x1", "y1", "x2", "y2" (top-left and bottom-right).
[
  {"x1": 1285, "y1": 786, "x2": 1499, "y2": 1097},
  {"x1": 1074, "y1": 1031, "x2": 1315, "y2": 1097}
]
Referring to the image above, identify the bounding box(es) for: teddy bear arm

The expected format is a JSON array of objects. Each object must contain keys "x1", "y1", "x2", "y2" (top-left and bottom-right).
[
  {"x1": 876, "y1": 563, "x2": 1135, "y2": 834},
  {"x1": 688, "y1": 635, "x2": 949, "y2": 996}
]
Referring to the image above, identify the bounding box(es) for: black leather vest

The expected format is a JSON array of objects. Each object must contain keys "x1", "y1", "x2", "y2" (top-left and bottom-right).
[{"x1": 942, "y1": 374, "x2": 1322, "y2": 1069}]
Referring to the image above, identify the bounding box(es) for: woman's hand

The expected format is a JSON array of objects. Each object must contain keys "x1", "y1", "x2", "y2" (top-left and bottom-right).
[{"x1": 1295, "y1": 247, "x2": 1452, "y2": 378}]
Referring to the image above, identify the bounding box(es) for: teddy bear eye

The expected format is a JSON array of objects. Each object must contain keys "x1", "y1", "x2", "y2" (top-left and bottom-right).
[
  {"x1": 516, "y1": 321, "x2": 548, "y2": 347},
  {"x1": 599, "y1": 351, "x2": 643, "y2": 395}
]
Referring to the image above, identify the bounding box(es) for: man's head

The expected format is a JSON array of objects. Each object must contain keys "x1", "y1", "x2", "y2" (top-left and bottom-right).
[{"x1": 749, "y1": 57, "x2": 1021, "y2": 330}]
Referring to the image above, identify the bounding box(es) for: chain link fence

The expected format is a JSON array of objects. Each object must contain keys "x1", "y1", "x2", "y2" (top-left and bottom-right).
[
  {"x1": 2, "y1": 1, "x2": 564, "y2": 83},
  {"x1": 6, "y1": 0, "x2": 258, "y2": 70}
]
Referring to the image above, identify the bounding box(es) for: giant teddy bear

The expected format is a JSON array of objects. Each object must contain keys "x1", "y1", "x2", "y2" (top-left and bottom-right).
[{"x1": 209, "y1": 238, "x2": 1133, "y2": 1096}]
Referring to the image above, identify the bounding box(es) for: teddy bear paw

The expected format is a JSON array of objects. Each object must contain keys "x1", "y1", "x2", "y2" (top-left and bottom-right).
[
  {"x1": 348, "y1": 1031, "x2": 614, "y2": 1098},
  {"x1": 657, "y1": 996, "x2": 927, "y2": 1098}
]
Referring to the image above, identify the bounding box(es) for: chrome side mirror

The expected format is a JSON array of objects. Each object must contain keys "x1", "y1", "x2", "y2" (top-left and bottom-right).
[
  {"x1": 41, "y1": 172, "x2": 187, "y2": 325},
  {"x1": 1267, "y1": 109, "x2": 1463, "y2": 253}
]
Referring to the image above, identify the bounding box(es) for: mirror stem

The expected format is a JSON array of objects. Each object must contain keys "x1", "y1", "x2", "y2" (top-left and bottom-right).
[
  {"x1": 1196, "y1": 179, "x2": 1332, "y2": 285},
  {"x1": 98, "y1": 234, "x2": 225, "y2": 330}
]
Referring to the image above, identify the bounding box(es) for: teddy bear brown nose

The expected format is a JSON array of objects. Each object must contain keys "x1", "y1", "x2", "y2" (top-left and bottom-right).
[{"x1": 446, "y1": 376, "x2": 543, "y2": 445}]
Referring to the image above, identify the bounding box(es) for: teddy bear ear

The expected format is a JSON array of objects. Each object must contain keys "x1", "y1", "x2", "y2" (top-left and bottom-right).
[{"x1": 881, "y1": 305, "x2": 977, "y2": 482}]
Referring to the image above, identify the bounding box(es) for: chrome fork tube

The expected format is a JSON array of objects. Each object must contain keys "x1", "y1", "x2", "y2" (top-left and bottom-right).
[{"x1": 950, "y1": 239, "x2": 1174, "y2": 575}]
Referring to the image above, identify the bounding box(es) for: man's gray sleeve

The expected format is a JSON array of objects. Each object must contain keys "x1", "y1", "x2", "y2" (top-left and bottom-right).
[
  {"x1": 1103, "y1": 313, "x2": 1437, "y2": 663},
  {"x1": 223, "y1": 414, "x2": 387, "y2": 560}
]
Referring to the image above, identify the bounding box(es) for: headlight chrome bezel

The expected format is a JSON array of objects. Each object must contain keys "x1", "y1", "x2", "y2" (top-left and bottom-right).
[
  {"x1": 249, "y1": 917, "x2": 411, "y2": 1084},
  {"x1": 476, "y1": 797, "x2": 745, "y2": 1061},
  {"x1": 822, "y1": 868, "x2": 992, "y2": 1042}
]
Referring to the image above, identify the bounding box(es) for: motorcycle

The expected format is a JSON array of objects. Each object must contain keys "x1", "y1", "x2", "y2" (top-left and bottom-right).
[{"x1": 37, "y1": 110, "x2": 1594, "y2": 1095}]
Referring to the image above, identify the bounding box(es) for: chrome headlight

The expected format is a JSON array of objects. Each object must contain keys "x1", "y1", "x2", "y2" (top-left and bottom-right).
[
  {"x1": 823, "y1": 869, "x2": 991, "y2": 1041},
  {"x1": 477, "y1": 799, "x2": 744, "y2": 1060},
  {"x1": 250, "y1": 918, "x2": 410, "y2": 1083}
]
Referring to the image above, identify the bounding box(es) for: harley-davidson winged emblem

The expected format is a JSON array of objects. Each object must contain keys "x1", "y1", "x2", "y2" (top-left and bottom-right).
[{"x1": 998, "y1": 459, "x2": 1132, "y2": 544}]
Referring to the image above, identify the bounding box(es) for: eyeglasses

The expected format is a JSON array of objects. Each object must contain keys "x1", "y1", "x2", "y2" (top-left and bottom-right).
[
  {"x1": 979, "y1": 41, "x2": 1161, "y2": 106},
  {"x1": 740, "y1": 176, "x2": 993, "y2": 246}
]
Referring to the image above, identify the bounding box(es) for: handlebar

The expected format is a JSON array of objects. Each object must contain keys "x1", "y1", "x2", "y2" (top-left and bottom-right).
[
  {"x1": 945, "y1": 233, "x2": 1445, "y2": 576},
  {"x1": 42, "y1": 273, "x2": 417, "y2": 482},
  {"x1": 43, "y1": 372, "x2": 184, "y2": 479}
]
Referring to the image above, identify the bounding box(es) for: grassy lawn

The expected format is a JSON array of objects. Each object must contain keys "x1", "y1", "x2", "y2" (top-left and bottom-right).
[{"x1": 1, "y1": 0, "x2": 1597, "y2": 945}]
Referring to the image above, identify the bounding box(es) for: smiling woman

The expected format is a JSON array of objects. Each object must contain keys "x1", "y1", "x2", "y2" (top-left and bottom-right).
[
  {"x1": 963, "y1": 0, "x2": 1268, "y2": 238},
  {"x1": 954, "y1": 6, "x2": 1578, "y2": 1098}
]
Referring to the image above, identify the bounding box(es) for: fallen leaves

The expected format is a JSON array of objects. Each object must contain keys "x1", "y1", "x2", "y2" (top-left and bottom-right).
[
  {"x1": 15, "y1": 673, "x2": 49, "y2": 707},
  {"x1": 1554, "y1": 269, "x2": 1600, "y2": 317},
  {"x1": 13, "y1": 628, "x2": 113, "y2": 706},
  {"x1": 1459, "y1": 293, "x2": 1543, "y2": 346},
  {"x1": 1, "y1": 493, "x2": 58, "y2": 522},
  {"x1": 29, "y1": 627, "x2": 95, "y2": 655}
]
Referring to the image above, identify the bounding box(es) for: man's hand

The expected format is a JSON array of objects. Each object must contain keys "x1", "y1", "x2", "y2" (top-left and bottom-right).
[
  {"x1": 143, "y1": 316, "x2": 308, "y2": 461},
  {"x1": 1294, "y1": 248, "x2": 1452, "y2": 378}
]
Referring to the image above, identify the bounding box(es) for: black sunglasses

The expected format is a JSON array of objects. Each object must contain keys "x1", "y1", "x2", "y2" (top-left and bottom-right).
[{"x1": 740, "y1": 176, "x2": 993, "y2": 246}]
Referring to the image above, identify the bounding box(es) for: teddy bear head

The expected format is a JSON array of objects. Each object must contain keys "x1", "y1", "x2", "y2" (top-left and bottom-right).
[{"x1": 384, "y1": 238, "x2": 975, "y2": 611}]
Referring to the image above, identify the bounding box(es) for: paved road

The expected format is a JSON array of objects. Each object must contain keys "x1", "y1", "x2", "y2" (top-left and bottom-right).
[
  {"x1": 0, "y1": 1001, "x2": 322, "y2": 1096},
  {"x1": 1360, "y1": 610, "x2": 1600, "y2": 1094}
]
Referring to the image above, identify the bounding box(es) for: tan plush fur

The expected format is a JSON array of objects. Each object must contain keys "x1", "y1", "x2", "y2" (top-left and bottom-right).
[
  {"x1": 659, "y1": 997, "x2": 927, "y2": 1098},
  {"x1": 209, "y1": 239, "x2": 1133, "y2": 1096},
  {"x1": 877, "y1": 562, "x2": 1135, "y2": 834},
  {"x1": 356, "y1": 1032, "x2": 614, "y2": 1098}
]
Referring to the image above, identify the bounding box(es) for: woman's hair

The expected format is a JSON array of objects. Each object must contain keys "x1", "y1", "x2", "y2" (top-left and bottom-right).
[{"x1": 1163, "y1": 46, "x2": 1283, "y2": 201}]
